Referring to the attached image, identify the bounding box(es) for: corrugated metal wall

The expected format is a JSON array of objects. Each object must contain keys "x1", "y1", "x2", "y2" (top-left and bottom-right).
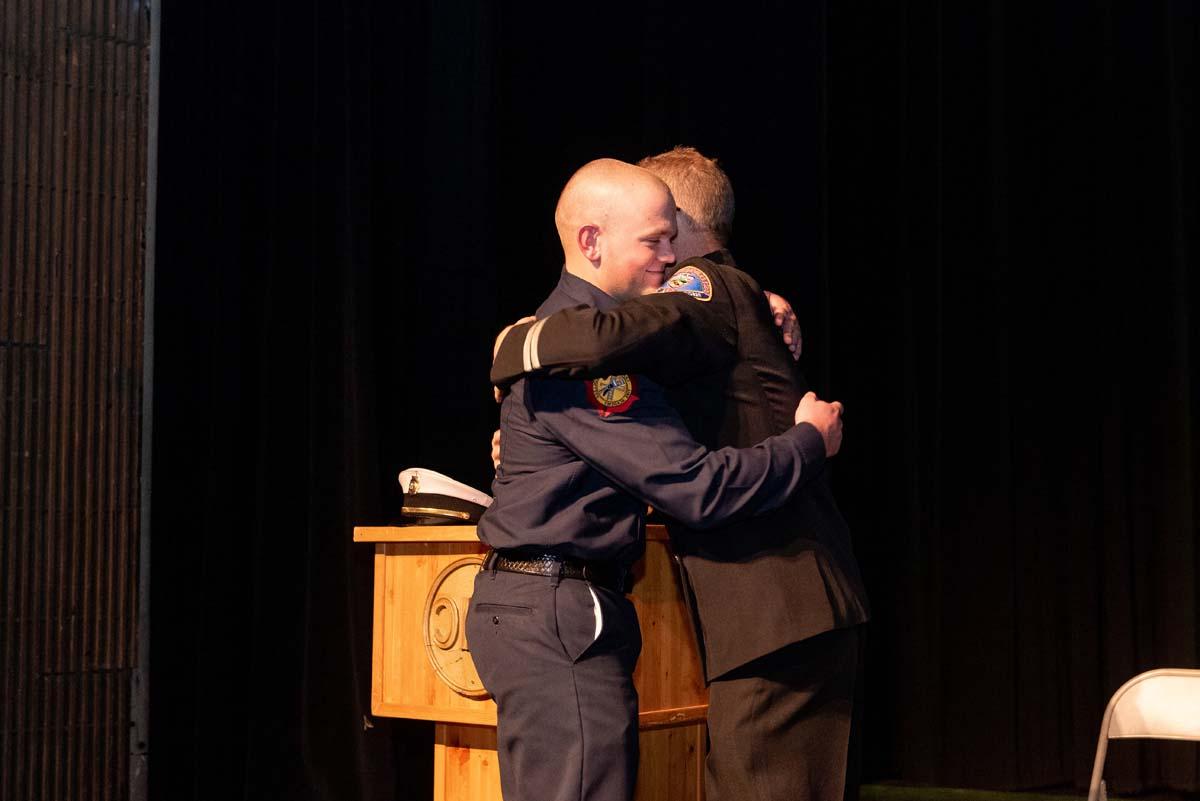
[{"x1": 0, "y1": 0, "x2": 150, "y2": 798}]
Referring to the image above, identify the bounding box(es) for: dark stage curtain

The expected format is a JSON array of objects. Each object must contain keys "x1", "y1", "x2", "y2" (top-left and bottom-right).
[
  {"x1": 828, "y1": 2, "x2": 1199, "y2": 793},
  {"x1": 150, "y1": 2, "x2": 413, "y2": 799},
  {"x1": 151, "y1": 1, "x2": 1198, "y2": 798}
]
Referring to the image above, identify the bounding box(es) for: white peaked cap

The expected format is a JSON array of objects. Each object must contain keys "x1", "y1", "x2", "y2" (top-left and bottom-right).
[{"x1": 397, "y1": 468, "x2": 493, "y2": 507}]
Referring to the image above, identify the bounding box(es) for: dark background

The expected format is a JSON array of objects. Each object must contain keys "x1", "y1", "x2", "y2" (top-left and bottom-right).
[{"x1": 150, "y1": 1, "x2": 1199, "y2": 799}]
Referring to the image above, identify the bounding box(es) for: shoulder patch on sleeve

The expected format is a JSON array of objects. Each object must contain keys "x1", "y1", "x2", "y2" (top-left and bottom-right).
[
  {"x1": 585, "y1": 375, "x2": 639, "y2": 417},
  {"x1": 655, "y1": 266, "x2": 713, "y2": 301}
]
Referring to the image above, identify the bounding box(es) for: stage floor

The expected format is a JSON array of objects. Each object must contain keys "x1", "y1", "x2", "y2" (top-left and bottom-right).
[{"x1": 863, "y1": 784, "x2": 1200, "y2": 801}]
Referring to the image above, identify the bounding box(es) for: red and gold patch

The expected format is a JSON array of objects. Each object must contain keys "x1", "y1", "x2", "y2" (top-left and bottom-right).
[{"x1": 585, "y1": 375, "x2": 638, "y2": 417}]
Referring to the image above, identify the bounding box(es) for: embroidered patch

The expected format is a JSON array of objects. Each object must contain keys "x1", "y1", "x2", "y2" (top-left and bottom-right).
[
  {"x1": 586, "y1": 375, "x2": 638, "y2": 417},
  {"x1": 655, "y1": 266, "x2": 713, "y2": 301}
]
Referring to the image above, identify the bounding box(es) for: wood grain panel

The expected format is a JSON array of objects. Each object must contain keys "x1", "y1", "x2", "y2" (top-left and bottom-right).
[
  {"x1": 635, "y1": 724, "x2": 706, "y2": 801},
  {"x1": 432, "y1": 724, "x2": 501, "y2": 801},
  {"x1": 355, "y1": 523, "x2": 674, "y2": 543},
  {"x1": 0, "y1": 0, "x2": 149, "y2": 798},
  {"x1": 372, "y1": 541, "x2": 496, "y2": 724},
  {"x1": 630, "y1": 538, "x2": 708, "y2": 715}
]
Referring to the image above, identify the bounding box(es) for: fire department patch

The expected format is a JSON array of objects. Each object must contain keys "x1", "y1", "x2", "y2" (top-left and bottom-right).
[
  {"x1": 655, "y1": 266, "x2": 713, "y2": 301},
  {"x1": 586, "y1": 375, "x2": 638, "y2": 417}
]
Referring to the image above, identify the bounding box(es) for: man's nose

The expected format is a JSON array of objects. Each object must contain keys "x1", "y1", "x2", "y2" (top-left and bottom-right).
[{"x1": 661, "y1": 243, "x2": 675, "y2": 263}]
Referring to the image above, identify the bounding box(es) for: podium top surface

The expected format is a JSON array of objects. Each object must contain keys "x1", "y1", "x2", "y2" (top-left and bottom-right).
[{"x1": 354, "y1": 524, "x2": 671, "y2": 543}]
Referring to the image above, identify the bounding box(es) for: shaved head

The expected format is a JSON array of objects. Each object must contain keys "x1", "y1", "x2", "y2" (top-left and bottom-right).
[
  {"x1": 554, "y1": 159, "x2": 670, "y2": 242},
  {"x1": 553, "y1": 159, "x2": 678, "y2": 300}
]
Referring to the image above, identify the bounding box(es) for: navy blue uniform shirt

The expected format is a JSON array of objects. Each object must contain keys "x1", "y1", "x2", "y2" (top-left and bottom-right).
[{"x1": 478, "y1": 270, "x2": 828, "y2": 567}]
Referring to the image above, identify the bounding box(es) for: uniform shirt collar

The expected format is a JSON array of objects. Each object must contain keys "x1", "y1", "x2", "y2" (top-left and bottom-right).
[{"x1": 556, "y1": 269, "x2": 620, "y2": 311}]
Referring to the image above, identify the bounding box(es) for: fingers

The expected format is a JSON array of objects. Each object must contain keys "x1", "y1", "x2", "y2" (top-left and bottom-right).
[
  {"x1": 828, "y1": 402, "x2": 844, "y2": 457},
  {"x1": 764, "y1": 289, "x2": 805, "y2": 361},
  {"x1": 794, "y1": 392, "x2": 846, "y2": 456},
  {"x1": 795, "y1": 391, "x2": 817, "y2": 425},
  {"x1": 772, "y1": 308, "x2": 802, "y2": 360}
]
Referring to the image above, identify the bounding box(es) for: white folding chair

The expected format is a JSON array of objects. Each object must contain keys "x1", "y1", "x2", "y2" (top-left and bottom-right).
[{"x1": 1087, "y1": 668, "x2": 1200, "y2": 801}]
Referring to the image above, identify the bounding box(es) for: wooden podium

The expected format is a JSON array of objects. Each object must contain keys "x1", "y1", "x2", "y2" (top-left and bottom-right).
[{"x1": 353, "y1": 524, "x2": 708, "y2": 801}]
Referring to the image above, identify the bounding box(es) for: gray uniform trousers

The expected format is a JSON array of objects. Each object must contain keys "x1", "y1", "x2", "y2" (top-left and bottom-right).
[
  {"x1": 467, "y1": 568, "x2": 642, "y2": 801},
  {"x1": 705, "y1": 626, "x2": 864, "y2": 801}
]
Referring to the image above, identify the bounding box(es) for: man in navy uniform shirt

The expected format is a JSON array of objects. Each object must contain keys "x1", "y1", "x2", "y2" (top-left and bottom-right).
[
  {"x1": 491, "y1": 148, "x2": 869, "y2": 801},
  {"x1": 469, "y1": 158, "x2": 845, "y2": 801}
]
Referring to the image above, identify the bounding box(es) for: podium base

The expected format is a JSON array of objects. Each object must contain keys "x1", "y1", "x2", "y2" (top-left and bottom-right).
[{"x1": 433, "y1": 722, "x2": 706, "y2": 801}]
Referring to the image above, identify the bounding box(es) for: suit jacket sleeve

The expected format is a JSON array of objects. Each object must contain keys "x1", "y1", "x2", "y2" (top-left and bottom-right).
[{"x1": 491, "y1": 276, "x2": 738, "y2": 390}]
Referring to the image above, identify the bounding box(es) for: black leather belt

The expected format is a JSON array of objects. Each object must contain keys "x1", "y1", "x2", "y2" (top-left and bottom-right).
[{"x1": 483, "y1": 549, "x2": 630, "y2": 594}]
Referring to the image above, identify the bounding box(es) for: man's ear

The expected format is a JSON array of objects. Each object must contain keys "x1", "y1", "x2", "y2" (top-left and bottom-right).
[{"x1": 577, "y1": 225, "x2": 601, "y2": 264}]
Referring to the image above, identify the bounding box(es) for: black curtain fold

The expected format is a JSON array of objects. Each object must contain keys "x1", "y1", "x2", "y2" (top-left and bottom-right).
[
  {"x1": 831, "y1": 0, "x2": 1199, "y2": 791},
  {"x1": 152, "y1": 2, "x2": 413, "y2": 799},
  {"x1": 152, "y1": 1, "x2": 1199, "y2": 798}
]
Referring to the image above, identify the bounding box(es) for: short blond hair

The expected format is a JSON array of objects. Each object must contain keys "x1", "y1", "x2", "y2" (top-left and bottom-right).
[{"x1": 638, "y1": 146, "x2": 734, "y2": 244}]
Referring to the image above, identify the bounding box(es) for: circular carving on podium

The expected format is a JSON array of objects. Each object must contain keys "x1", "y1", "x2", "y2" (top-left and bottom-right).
[
  {"x1": 422, "y1": 557, "x2": 490, "y2": 699},
  {"x1": 429, "y1": 596, "x2": 459, "y2": 649}
]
